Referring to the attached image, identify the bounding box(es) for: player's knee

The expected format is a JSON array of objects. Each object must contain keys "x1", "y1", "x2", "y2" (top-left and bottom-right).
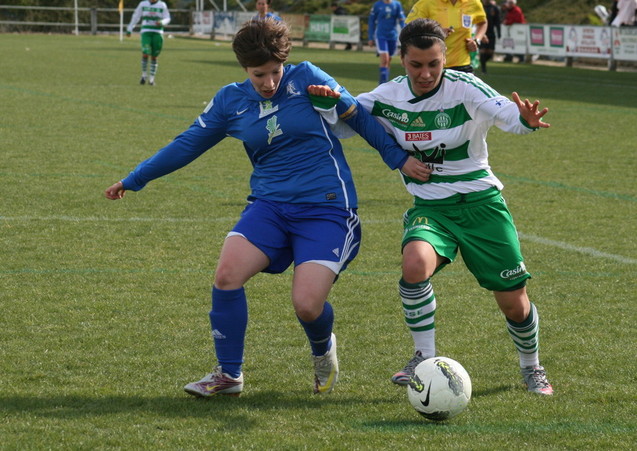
[
  {"x1": 214, "y1": 263, "x2": 244, "y2": 290},
  {"x1": 294, "y1": 303, "x2": 322, "y2": 322},
  {"x1": 402, "y1": 255, "x2": 433, "y2": 283},
  {"x1": 501, "y1": 305, "x2": 526, "y2": 322},
  {"x1": 495, "y1": 289, "x2": 530, "y2": 322}
]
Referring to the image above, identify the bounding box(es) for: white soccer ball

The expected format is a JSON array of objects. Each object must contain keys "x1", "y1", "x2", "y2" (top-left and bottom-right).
[{"x1": 407, "y1": 357, "x2": 472, "y2": 421}]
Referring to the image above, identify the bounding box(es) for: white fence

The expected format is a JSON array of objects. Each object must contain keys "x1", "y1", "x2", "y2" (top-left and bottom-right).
[
  {"x1": 497, "y1": 23, "x2": 637, "y2": 69},
  {"x1": 193, "y1": 12, "x2": 637, "y2": 70},
  {"x1": 0, "y1": 5, "x2": 192, "y2": 34},
  {"x1": 2, "y1": 5, "x2": 636, "y2": 71}
]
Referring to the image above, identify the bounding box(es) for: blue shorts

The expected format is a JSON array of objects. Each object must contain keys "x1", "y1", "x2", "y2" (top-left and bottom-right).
[
  {"x1": 229, "y1": 199, "x2": 361, "y2": 275},
  {"x1": 375, "y1": 38, "x2": 398, "y2": 56}
]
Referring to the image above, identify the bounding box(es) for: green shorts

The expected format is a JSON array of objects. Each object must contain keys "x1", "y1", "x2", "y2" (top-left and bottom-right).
[
  {"x1": 402, "y1": 187, "x2": 531, "y2": 291},
  {"x1": 141, "y1": 32, "x2": 164, "y2": 57}
]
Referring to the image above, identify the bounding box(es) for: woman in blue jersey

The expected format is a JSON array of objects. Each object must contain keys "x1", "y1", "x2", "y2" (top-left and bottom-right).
[
  {"x1": 253, "y1": 0, "x2": 282, "y2": 21},
  {"x1": 368, "y1": 0, "x2": 406, "y2": 84},
  {"x1": 310, "y1": 19, "x2": 554, "y2": 395},
  {"x1": 104, "y1": 18, "x2": 431, "y2": 398}
]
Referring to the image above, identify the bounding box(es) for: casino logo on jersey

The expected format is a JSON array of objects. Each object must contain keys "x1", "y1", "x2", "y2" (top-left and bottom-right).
[{"x1": 372, "y1": 101, "x2": 428, "y2": 131}]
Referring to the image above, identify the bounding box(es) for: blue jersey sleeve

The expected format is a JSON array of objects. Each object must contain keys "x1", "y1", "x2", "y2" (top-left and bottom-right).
[
  {"x1": 121, "y1": 92, "x2": 229, "y2": 191},
  {"x1": 302, "y1": 62, "x2": 408, "y2": 171},
  {"x1": 333, "y1": 88, "x2": 408, "y2": 171},
  {"x1": 369, "y1": 1, "x2": 404, "y2": 41},
  {"x1": 368, "y1": 4, "x2": 378, "y2": 40}
]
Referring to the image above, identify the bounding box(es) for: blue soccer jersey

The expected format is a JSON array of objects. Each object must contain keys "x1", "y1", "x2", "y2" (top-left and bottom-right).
[
  {"x1": 121, "y1": 61, "x2": 409, "y2": 209},
  {"x1": 368, "y1": 0, "x2": 405, "y2": 41},
  {"x1": 253, "y1": 12, "x2": 282, "y2": 21}
]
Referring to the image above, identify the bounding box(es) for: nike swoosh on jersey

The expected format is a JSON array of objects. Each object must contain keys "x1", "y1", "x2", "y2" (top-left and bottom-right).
[{"x1": 236, "y1": 108, "x2": 248, "y2": 115}]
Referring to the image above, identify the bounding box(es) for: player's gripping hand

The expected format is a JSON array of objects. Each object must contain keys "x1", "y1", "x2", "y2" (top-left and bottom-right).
[
  {"x1": 307, "y1": 85, "x2": 431, "y2": 182},
  {"x1": 105, "y1": 181, "x2": 126, "y2": 200},
  {"x1": 401, "y1": 157, "x2": 432, "y2": 182},
  {"x1": 307, "y1": 84, "x2": 341, "y2": 98},
  {"x1": 512, "y1": 92, "x2": 550, "y2": 129}
]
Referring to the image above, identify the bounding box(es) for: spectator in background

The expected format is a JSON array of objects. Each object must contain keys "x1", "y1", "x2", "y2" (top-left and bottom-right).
[
  {"x1": 607, "y1": 1, "x2": 619, "y2": 25},
  {"x1": 368, "y1": 0, "x2": 406, "y2": 84},
  {"x1": 480, "y1": 0, "x2": 501, "y2": 73},
  {"x1": 502, "y1": 0, "x2": 526, "y2": 63},
  {"x1": 331, "y1": 2, "x2": 353, "y2": 50},
  {"x1": 126, "y1": 0, "x2": 171, "y2": 86},
  {"x1": 503, "y1": 0, "x2": 526, "y2": 24},
  {"x1": 611, "y1": 0, "x2": 637, "y2": 26},
  {"x1": 253, "y1": 0, "x2": 282, "y2": 22},
  {"x1": 406, "y1": 0, "x2": 487, "y2": 74}
]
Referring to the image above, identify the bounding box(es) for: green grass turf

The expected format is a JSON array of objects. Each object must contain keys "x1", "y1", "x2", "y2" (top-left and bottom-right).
[{"x1": 1, "y1": 33, "x2": 636, "y2": 449}]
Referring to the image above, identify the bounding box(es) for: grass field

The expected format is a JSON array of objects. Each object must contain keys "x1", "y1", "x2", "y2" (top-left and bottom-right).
[{"x1": 1, "y1": 33, "x2": 636, "y2": 450}]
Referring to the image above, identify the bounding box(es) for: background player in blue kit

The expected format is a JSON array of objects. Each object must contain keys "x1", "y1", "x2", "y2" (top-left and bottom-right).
[
  {"x1": 367, "y1": 0, "x2": 406, "y2": 84},
  {"x1": 104, "y1": 19, "x2": 431, "y2": 398},
  {"x1": 253, "y1": 0, "x2": 281, "y2": 22}
]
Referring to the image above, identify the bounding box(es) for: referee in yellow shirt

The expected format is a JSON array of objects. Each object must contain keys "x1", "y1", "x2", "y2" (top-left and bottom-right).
[{"x1": 406, "y1": 0, "x2": 487, "y2": 72}]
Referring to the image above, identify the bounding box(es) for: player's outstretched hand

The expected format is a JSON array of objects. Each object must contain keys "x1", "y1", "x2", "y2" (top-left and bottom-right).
[
  {"x1": 105, "y1": 181, "x2": 126, "y2": 200},
  {"x1": 307, "y1": 85, "x2": 340, "y2": 98},
  {"x1": 401, "y1": 156, "x2": 432, "y2": 182},
  {"x1": 512, "y1": 92, "x2": 550, "y2": 129}
]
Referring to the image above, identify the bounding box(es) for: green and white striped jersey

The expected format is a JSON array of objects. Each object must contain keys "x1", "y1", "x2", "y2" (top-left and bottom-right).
[
  {"x1": 357, "y1": 70, "x2": 537, "y2": 200},
  {"x1": 127, "y1": 0, "x2": 171, "y2": 35}
]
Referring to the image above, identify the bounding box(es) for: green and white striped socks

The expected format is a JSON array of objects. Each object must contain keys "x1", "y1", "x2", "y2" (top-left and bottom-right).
[
  {"x1": 506, "y1": 302, "x2": 540, "y2": 367},
  {"x1": 399, "y1": 278, "x2": 436, "y2": 358}
]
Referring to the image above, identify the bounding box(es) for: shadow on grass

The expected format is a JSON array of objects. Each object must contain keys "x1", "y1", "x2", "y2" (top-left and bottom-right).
[
  {"x1": 0, "y1": 390, "x2": 392, "y2": 420},
  {"x1": 472, "y1": 384, "x2": 514, "y2": 398}
]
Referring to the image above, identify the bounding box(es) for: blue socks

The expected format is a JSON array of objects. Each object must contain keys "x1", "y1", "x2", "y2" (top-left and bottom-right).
[
  {"x1": 210, "y1": 286, "x2": 248, "y2": 378},
  {"x1": 379, "y1": 67, "x2": 389, "y2": 84},
  {"x1": 210, "y1": 288, "x2": 335, "y2": 375},
  {"x1": 297, "y1": 302, "x2": 334, "y2": 356}
]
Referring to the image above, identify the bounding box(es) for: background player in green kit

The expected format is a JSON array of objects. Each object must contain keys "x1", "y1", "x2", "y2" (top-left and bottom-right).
[
  {"x1": 126, "y1": 0, "x2": 171, "y2": 86},
  {"x1": 309, "y1": 18, "x2": 553, "y2": 395}
]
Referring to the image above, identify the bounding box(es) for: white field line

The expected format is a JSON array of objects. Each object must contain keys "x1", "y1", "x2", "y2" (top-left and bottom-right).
[
  {"x1": 2, "y1": 215, "x2": 635, "y2": 264},
  {"x1": 517, "y1": 232, "x2": 637, "y2": 265}
]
